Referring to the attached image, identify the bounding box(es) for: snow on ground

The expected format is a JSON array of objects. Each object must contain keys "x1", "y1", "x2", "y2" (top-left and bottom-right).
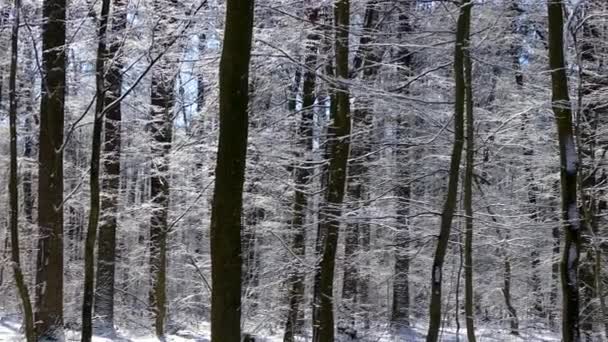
[{"x1": 0, "y1": 316, "x2": 561, "y2": 341}]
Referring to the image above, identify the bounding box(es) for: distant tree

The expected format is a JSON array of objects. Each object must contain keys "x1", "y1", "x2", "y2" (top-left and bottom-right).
[{"x1": 8, "y1": 0, "x2": 35, "y2": 339}]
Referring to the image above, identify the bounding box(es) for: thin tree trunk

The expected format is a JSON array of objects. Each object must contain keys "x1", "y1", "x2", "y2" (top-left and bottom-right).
[
  {"x1": 340, "y1": 1, "x2": 379, "y2": 333},
  {"x1": 284, "y1": 8, "x2": 319, "y2": 342},
  {"x1": 149, "y1": 67, "x2": 175, "y2": 340},
  {"x1": 209, "y1": 0, "x2": 255, "y2": 341},
  {"x1": 8, "y1": 0, "x2": 35, "y2": 339},
  {"x1": 502, "y1": 253, "x2": 519, "y2": 335},
  {"x1": 81, "y1": 0, "x2": 111, "y2": 340},
  {"x1": 426, "y1": 1, "x2": 471, "y2": 341},
  {"x1": 547, "y1": 1, "x2": 582, "y2": 341},
  {"x1": 313, "y1": 1, "x2": 351, "y2": 340},
  {"x1": 147, "y1": 2, "x2": 179, "y2": 337},
  {"x1": 36, "y1": 0, "x2": 67, "y2": 338},
  {"x1": 312, "y1": 9, "x2": 336, "y2": 337},
  {"x1": 391, "y1": 1, "x2": 415, "y2": 332},
  {"x1": 94, "y1": 0, "x2": 127, "y2": 334},
  {"x1": 462, "y1": 32, "x2": 476, "y2": 342}
]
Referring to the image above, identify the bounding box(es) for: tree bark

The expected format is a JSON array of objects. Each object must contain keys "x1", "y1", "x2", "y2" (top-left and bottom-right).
[
  {"x1": 547, "y1": 1, "x2": 582, "y2": 341},
  {"x1": 94, "y1": 0, "x2": 127, "y2": 335},
  {"x1": 209, "y1": 0, "x2": 255, "y2": 341},
  {"x1": 81, "y1": 0, "x2": 111, "y2": 340},
  {"x1": 284, "y1": 7, "x2": 319, "y2": 342},
  {"x1": 148, "y1": 59, "x2": 175, "y2": 341},
  {"x1": 391, "y1": 1, "x2": 415, "y2": 332},
  {"x1": 463, "y1": 30, "x2": 476, "y2": 342},
  {"x1": 36, "y1": 0, "x2": 67, "y2": 338},
  {"x1": 8, "y1": 0, "x2": 35, "y2": 339},
  {"x1": 313, "y1": 1, "x2": 351, "y2": 340},
  {"x1": 426, "y1": 1, "x2": 471, "y2": 341},
  {"x1": 340, "y1": 0, "x2": 379, "y2": 332}
]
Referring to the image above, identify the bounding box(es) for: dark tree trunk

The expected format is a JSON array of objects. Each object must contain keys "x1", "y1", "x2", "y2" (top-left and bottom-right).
[
  {"x1": 149, "y1": 63, "x2": 175, "y2": 340},
  {"x1": 94, "y1": 0, "x2": 127, "y2": 335},
  {"x1": 36, "y1": 0, "x2": 67, "y2": 338},
  {"x1": 148, "y1": 2, "x2": 179, "y2": 337},
  {"x1": 463, "y1": 32, "x2": 476, "y2": 342},
  {"x1": 426, "y1": 1, "x2": 471, "y2": 341},
  {"x1": 502, "y1": 254, "x2": 519, "y2": 335},
  {"x1": 547, "y1": 1, "x2": 582, "y2": 341},
  {"x1": 81, "y1": 0, "x2": 111, "y2": 340},
  {"x1": 209, "y1": 0, "x2": 255, "y2": 341},
  {"x1": 312, "y1": 10, "x2": 336, "y2": 335},
  {"x1": 313, "y1": 1, "x2": 351, "y2": 341},
  {"x1": 8, "y1": 0, "x2": 35, "y2": 339},
  {"x1": 340, "y1": 2, "x2": 379, "y2": 333},
  {"x1": 283, "y1": 7, "x2": 319, "y2": 342},
  {"x1": 391, "y1": 1, "x2": 415, "y2": 332}
]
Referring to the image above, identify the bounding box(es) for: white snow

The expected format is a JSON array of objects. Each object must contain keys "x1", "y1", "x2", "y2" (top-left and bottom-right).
[{"x1": 0, "y1": 319, "x2": 563, "y2": 342}]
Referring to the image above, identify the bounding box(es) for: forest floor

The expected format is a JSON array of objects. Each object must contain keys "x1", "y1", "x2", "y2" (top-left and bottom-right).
[{"x1": 0, "y1": 316, "x2": 562, "y2": 341}]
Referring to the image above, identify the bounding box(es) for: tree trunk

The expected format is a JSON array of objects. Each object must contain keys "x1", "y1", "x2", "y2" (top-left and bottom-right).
[
  {"x1": 313, "y1": 1, "x2": 351, "y2": 340},
  {"x1": 502, "y1": 253, "x2": 519, "y2": 335},
  {"x1": 340, "y1": 1, "x2": 379, "y2": 333},
  {"x1": 284, "y1": 8, "x2": 319, "y2": 342},
  {"x1": 81, "y1": 1, "x2": 111, "y2": 340},
  {"x1": 36, "y1": 0, "x2": 67, "y2": 338},
  {"x1": 149, "y1": 63, "x2": 175, "y2": 341},
  {"x1": 94, "y1": 0, "x2": 127, "y2": 335},
  {"x1": 547, "y1": 1, "x2": 582, "y2": 341},
  {"x1": 426, "y1": 1, "x2": 471, "y2": 341},
  {"x1": 8, "y1": 0, "x2": 35, "y2": 339},
  {"x1": 463, "y1": 31, "x2": 476, "y2": 342},
  {"x1": 391, "y1": 1, "x2": 415, "y2": 332},
  {"x1": 312, "y1": 10, "x2": 336, "y2": 335},
  {"x1": 209, "y1": 0, "x2": 255, "y2": 341}
]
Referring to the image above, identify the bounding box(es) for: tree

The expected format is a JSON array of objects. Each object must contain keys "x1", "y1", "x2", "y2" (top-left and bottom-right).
[
  {"x1": 426, "y1": 1, "x2": 471, "y2": 341},
  {"x1": 340, "y1": 1, "x2": 380, "y2": 332},
  {"x1": 391, "y1": 0, "x2": 415, "y2": 332},
  {"x1": 209, "y1": 0, "x2": 255, "y2": 341},
  {"x1": 8, "y1": 0, "x2": 35, "y2": 339},
  {"x1": 36, "y1": 0, "x2": 67, "y2": 338},
  {"x1": 94, "y1": 0, "x2": 127, "y2": 335},
  {"x1": 547, "y1": 1, "x2": 581, "y2": 341},
  {"x1": 283, "y1": 6, "x2": 320, "y2": 342},
  {"x1": 462, "y1": 23, "x2": 476, "y2": 342},
  {"x1": 81, "y1": 0, "x2": 111, "y2": 340},
  {"x1": 149, "y1": 22, "x2": 175, "y2": 342},
  {"x1": 314, "y1": 0, "x2": 351, "y2": 340}
]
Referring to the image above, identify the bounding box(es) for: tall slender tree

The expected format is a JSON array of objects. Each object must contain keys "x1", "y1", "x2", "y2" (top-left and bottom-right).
[
  {"x1": 283, "y1": 7, "x2": 320, "y2": 342},
  {"x1": 314, "y1": 0, "x2": 351, "y2": 340},
  {"x1": 94, "y1": 0, "x2": 127, "y2": 335},
  {"x1": 462, "y1": 26, "x2": 476, "y2": 342},
  {"x1": 391, "y1": 0, "x2": 415, "y2": 332},
  {"x1": 36, "y1": 0, "x2": 67, "y2": 338},
  {"x1": 209, "y1": 0, "x2": 255, "y2": 341},
  {"x1": 426, "y1": 1, "x2": 471, "y2": 341},
  {"x1": 81, "y1": 0, "x2": 111, "y2": 340},
  {"x1": 341, "y1": 1, "x2": 380, "y2": 331},
  {"x1": 547, "y1": 1, "x2": 581, "y2": 341},
  {"x1": 8, "y1": 0, "x2": 35, "y2": 340}
]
